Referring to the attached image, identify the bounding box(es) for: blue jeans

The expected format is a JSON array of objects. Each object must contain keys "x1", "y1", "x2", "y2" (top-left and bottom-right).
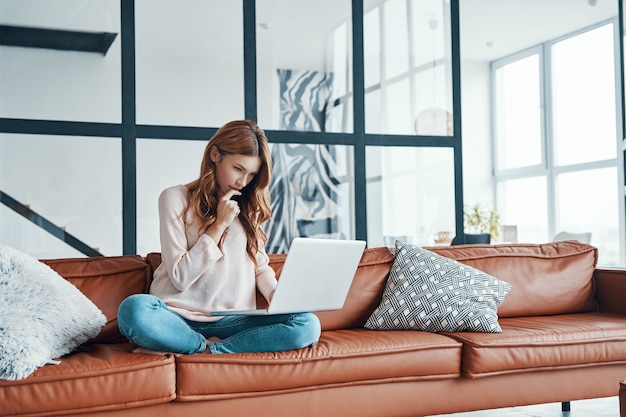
[{"x1": 117, "y1": 294, "x2": 321, "y2": 354}]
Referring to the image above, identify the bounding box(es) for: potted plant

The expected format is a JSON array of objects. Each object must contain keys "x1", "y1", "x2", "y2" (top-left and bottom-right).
[{"x1": 464, "y1": 203, "x2": 501, "y2": 241}]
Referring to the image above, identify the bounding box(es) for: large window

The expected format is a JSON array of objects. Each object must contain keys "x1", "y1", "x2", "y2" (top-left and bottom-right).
[
  {"x1": 494, "y1": 52, "x2": 542, "y2": 171},
  {"x1": 493, "y1": 21, "x2": 622, "y2": 266}
]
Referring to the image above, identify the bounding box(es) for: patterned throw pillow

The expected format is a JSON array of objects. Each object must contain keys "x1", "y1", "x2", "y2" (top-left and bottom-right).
[{"x1": 365, "y1": 241, "x2": 512, "y2": 333}]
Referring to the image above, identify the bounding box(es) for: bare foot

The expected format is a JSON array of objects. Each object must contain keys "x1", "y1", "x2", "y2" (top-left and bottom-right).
[{"x1": 204, "y1": 337, "x2": 222, "y2": 353}]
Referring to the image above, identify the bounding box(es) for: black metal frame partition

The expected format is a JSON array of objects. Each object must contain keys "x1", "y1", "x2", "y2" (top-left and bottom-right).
[{"x1": 0, "y1": 0, "x2": 465, "y2": 256}]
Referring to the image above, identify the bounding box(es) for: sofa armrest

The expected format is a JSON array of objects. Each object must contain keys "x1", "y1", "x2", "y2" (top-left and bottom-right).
[{"x1": 595, "y1": 268, "x2": 626, "y2": 315}]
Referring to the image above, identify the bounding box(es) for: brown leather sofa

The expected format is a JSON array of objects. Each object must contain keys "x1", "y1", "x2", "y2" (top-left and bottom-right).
[{"x1": 2, "y1": 240, "x2": 626, "y2": 417}]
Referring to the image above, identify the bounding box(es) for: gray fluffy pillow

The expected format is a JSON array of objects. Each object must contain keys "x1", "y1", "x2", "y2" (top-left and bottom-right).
[
  {"x1": 365, "y1": 241, "x2": 511, "y2": 333},
  {"x1": 0, "y1": 245, "x2": 106, "y2": 380}
]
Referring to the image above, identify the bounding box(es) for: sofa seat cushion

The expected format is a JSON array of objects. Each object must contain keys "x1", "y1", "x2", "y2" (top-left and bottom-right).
[
  {"x1": 446, "y1": 312, "x2": 626, "y2": 378},
  {"x1": 0, "y1": 343, "x2": 176, "y2": 417},
  {"x1": 174, "y1": 329, "x2": 462, "y2": 401}
]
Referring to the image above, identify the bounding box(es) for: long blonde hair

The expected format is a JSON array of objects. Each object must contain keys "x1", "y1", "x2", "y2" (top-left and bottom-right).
[{"x1": 185, "y1": 120, "x2": 272, "y2": 263}]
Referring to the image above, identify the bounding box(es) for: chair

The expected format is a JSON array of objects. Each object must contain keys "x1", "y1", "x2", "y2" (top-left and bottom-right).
[
  {"x1": 450, "y1": 233, "x2": 491, "y2": 245},
  {"x1": 552, "y1": 231, "x2": 591, "y2": 244}
]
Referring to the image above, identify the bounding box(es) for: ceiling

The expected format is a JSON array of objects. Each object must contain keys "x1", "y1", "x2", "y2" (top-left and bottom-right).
[{"x1": 459, "y1": 0, "x2": 619, "y2": 61}]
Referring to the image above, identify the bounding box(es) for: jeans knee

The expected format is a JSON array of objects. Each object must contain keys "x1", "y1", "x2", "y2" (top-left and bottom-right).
[
  {"x1": 117, "y1": 294, "x2": 158, "y2": 334},
  {"x1": 292, "y1": 312, "x2": 321, "y2": 347}
]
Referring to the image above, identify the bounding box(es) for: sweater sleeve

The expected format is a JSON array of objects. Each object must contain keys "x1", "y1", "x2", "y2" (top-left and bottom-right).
[
  {"x1": 254, "y1": 242, "x2": 278, "y2": 301},
  {"x1": 158, "y1": 186, "x2": 224, "y2": 292}
]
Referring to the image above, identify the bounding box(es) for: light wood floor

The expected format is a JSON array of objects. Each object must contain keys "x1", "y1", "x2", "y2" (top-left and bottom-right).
[{"x1": 429, "y1": 396, "x2": 620, "y2": 417}]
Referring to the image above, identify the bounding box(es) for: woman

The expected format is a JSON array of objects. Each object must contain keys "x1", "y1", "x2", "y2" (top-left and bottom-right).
[{"x1": 118, "y1": 120, "x2": 321, "y2": 354}]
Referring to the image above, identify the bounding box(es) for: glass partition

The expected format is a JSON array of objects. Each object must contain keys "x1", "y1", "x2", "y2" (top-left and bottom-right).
[
  {"x1": 0, "y1": 0, "x2": 121, "y2": 122},
  {"x1": 256, "y1": 0, "x2": 352, "y2": 133},
  {"x1": 137, "y1": 138, "x2": 355, "y2": 256},
  {"x1": 135, "y1": 0, "x2": 244, "y2": 126},
  {"x1": 265, "y1": 143, "x2": 354, "y2": 253},
  {"x1": 366, "y1": 146, "x2": 455, "y2": 248},
  {"x1": 364, "y1": 0, "x2": 453, "y2": 136},
  {"x1": 0, "y1": 133, "x2": 122, "y2": 258},
  {"x1": 136, "y1": 138, "x2": 207, "y2": 256}
]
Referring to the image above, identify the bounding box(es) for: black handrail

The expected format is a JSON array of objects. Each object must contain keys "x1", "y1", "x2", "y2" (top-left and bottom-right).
[{"x1": 0, "y1": 190, "x2": 103, "y2": 257}]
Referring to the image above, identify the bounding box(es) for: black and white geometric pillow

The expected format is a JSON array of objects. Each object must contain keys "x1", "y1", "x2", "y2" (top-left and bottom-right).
[{"x1": 365, "y1": 241, "x2": 512, "y2": 333}]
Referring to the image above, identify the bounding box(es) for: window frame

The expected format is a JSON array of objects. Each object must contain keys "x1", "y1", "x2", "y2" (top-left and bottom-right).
[{"x1": 491, "y1": 17, "x2": 625, "y2": 265}]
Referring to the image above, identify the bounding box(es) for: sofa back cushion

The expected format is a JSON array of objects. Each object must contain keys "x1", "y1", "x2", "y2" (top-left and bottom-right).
[
  {"x1": 321, "y1": 241, "x2": 597, "y2": 328},
  {"x1": 146, "y1": 249, "x2": 397, "y2": 331},
  {"x1": 428, "y1": 241, "x2": 598, "y2": 317},
  {"x1": 299, "y1": 247, "x2": 396, "y2": 330},
  {"x1": 42, "y1": 255, "x2": 151, "y2": 343},
  {"x1": 145, "y1": 241, "x2": 597, "y2": 330}
]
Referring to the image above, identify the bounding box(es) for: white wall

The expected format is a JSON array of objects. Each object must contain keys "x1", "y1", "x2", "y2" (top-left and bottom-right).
[{"x1": 460, "y1": 60, "x2": 495, "y2": 210}]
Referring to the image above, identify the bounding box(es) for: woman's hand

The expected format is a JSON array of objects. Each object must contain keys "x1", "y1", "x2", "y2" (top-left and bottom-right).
[
  {"x1": 216, "y1": 189, "x2": 242, "y2": 226},
  {"x1": 205, "y1": 189, "x2": 241, "y2": 245}
]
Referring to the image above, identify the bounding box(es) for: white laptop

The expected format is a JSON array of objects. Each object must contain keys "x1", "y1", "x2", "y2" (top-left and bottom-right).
[{"x1": 210, "y1": 237, "x2": 366, "y2": 316}]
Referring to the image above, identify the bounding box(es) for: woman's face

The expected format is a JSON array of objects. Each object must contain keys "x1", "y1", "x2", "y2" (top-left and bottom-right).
[{"x1": 213, "y1": 151, "x2": 262, "y2": 198}]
